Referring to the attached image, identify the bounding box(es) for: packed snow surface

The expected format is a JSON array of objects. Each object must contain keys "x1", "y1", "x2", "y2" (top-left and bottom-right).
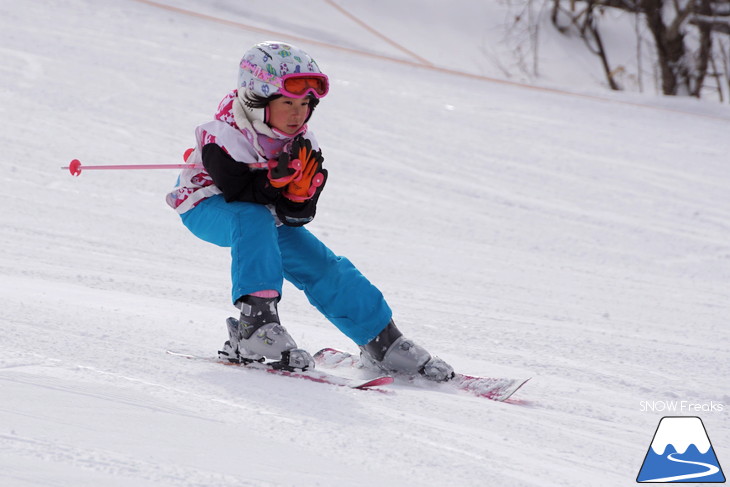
[{"x1": 1, "y1": 1, "x2": 728, "y2": 486}]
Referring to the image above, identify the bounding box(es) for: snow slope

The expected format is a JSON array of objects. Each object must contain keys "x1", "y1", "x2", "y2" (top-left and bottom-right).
[{"x1": 1, "y1": 1, "x2": 728, "y2": 486}]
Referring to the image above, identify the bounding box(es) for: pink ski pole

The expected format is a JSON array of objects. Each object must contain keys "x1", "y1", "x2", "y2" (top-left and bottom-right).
[{"x1": 62, "y1": 151, "x2": 202, "y2": 176}]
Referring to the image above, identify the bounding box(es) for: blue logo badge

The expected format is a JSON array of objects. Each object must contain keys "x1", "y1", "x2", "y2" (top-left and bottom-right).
[{"x1": 637, "y1": 416, "x2": 725, "y2": 483}]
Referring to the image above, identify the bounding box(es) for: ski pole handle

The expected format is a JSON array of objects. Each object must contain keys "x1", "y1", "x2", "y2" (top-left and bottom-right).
[{"x1": 62, "y1": 158, "x2": 203, "y2": 176}]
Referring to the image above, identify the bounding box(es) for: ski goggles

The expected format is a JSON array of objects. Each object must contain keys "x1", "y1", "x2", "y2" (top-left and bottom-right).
[
  {"x1": 241, "y1": 59, "x2": 330, "y2": 99},
  {"x1": 277, "y1": 73, "x2": 330, "y2": 99}
]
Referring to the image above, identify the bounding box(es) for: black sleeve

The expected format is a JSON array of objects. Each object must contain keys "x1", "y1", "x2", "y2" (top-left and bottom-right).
[{"x1": 201, "y1": 143, "x2": 280, "y2": 204}]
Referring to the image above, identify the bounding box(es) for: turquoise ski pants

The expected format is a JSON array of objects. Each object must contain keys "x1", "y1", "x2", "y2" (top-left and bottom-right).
[{"x1": 180, "y1": 195, "x2": 392, "y2": 345}]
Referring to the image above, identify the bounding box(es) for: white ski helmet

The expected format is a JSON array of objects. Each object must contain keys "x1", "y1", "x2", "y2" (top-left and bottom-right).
[{"x1": 238, "y1": 41, "x2": 329, "y2": 100}]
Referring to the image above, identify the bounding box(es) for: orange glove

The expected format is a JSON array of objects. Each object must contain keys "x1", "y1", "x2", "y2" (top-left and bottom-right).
[
  {"x1": 267, "y1": 152, "x2": 302, "y2": 189},
  {"x1": 283, "y1": 137, "x2": 326, "y2": 202}
]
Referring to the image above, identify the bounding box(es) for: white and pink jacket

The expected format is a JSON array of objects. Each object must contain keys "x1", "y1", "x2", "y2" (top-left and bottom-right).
[{"x1": 166, "y1": 90, "x2": 319, "y2": 214}]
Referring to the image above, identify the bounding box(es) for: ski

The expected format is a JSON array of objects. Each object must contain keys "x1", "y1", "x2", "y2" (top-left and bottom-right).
[
  {"x1": 166, "y1": 350, "x2": 394, "y2": 393},
  {"x1": 313, "y1": 348, "x2": 530, "y2": 402}
]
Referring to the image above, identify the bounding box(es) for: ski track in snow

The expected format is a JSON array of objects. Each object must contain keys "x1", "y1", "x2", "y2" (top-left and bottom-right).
[
  {"x1": 1, "y1": 1, "x2": 729, "y2": 486},
  {"x1": 642, "y1": 453, "x2": 720, "y2": 483}
]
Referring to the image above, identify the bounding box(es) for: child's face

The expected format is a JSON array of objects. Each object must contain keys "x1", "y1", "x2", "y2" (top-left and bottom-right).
[{"x1": 267, "y1": 96, "x2": 311, "y2": 135}]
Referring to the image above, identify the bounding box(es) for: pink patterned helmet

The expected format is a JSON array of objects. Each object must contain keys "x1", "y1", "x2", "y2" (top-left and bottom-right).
[{"x1": 238, "y1": 41, "x2": 329, "y2": 100}]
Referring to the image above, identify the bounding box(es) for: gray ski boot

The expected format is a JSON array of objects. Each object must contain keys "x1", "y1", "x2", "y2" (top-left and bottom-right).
[
  {"x1": 218, "y1": 295, "x2": 314, "y2": 371},
  {"x1": 360, "y1": 320, "x2": 454, "y2": 382}
]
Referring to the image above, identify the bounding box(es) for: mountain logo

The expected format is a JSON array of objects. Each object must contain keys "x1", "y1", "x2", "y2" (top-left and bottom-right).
[{"x1": 637, "y1": 416, "x2": 725, "y2": 483}]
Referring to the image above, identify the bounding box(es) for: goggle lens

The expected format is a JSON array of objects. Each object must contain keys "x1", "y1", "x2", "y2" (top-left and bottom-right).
[{"x1": 281, "y1": 74, "x2": 329, "y2": 98}]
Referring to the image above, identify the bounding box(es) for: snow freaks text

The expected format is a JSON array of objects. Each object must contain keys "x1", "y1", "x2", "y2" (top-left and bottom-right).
[{"x1": 639, "y1": 401, "x2": 725, "y2": 413}]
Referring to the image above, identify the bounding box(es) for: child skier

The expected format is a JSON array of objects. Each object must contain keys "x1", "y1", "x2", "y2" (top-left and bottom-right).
[{"x1": 166, "y1": 41, "x2": 454, "y2": 381}]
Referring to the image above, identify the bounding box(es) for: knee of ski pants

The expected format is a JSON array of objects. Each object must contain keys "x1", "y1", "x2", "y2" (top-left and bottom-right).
[
  {"x1": 278, "y1": 225, "x2": 392, "y2": 345},
  {"x1": 180, "y1": 196, "x2": 284, "y2": 300},
  {"x1": 180, "y1": 195, "x2": 274, "y2": 247}
]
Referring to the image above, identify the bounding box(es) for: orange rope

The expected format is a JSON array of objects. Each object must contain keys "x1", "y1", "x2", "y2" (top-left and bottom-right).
[
  {"x1": 131, "y1": 0, "x2": 729, "y2": 122},
  {"x1": 322, "y1": 0, "x2": 433, "y2": 66}
]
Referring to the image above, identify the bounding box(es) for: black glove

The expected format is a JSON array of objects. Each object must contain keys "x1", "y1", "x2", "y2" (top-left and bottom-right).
[
  {"x1": 202, "y1": 144, "x2": 280, "y2": 204},
  {"x1": 275, "y1": 169, "x2": 327, "y2": 226}
]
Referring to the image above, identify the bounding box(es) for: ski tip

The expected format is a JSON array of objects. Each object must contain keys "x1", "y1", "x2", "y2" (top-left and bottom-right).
[
  {"x1": 356, "y1": 376, "x2": 394, "y2": 388},
  {"x1": 493, "y1": 377, "x2": 531, "y2": 402},
  {"x1": 166, "y1": 350, "x2": 196, "y2": 359},
  {"x1": 313, "y1": 347, "x2": 342, "y2": 358},
  {"x1": 452, "y1": 374, "x2": 531, "y2": 401},
  {"x1": 313, "y1": 347, "x2": 359, "y2": 368},
  {"x1": 352, "y1": 376, "x2": 395, "y2": 394}
]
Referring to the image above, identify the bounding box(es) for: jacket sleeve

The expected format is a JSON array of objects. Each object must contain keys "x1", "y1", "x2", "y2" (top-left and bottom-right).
[{"x1": 201, "y1": 143, "x2": 281, "y2": 204}]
